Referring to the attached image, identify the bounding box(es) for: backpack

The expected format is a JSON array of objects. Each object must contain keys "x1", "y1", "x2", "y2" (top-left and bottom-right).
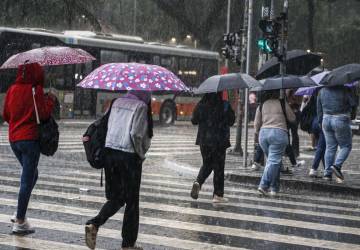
[
  {"x1": 300, "y1": 95, "x2": 316, "y2": 133},
  {"x1": 83, "y1": 99, "x2": 116, "y2": 170},
  {"x1": 32, "y1": 87, "x2": 59, "y2": 156}
]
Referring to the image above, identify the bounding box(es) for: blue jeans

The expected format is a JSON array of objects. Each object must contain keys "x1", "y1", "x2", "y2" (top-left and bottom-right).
[
  {"x1": 259, "y1": 128, "x2": 288, "y2": 192},
  {"x1": 10, "y1": 140, "x2": 40, "y2": 220},
  {"x1": 322, "y1": 115, "x2": 352, "y2": 176},
  {"x1": 311, "y1": 118, "x2": 326, "y2": 170}
]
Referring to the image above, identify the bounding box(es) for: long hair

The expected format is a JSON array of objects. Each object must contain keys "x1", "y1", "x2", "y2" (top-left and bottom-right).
[{"x1": 147, "y1": 102, "x2": 154, "y2": 138}]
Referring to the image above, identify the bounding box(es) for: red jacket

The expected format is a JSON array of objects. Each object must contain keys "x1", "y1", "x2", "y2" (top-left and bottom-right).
[{"x1": 3, "y1": 63, "x2": 54, "y2": 142}]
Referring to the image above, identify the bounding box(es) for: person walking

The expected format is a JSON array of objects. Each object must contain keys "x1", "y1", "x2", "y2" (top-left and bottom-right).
[
  {"x1": 255, "y1": 90, "x2": 296, "y2": 196},
  {"x1": 286, "y1": 89, "x2": 302, "y2": 157},
  {"x1": 307, "y1": 91, "x2": 326, "y2": 178},
  {"x1": 2, "y1": 63, "x2": 54, "y2": 234},
  {"x1": 190, "y1": 92, "x2": 235, "y2": 203},
  {"x1": 317, "y1": 85, "x2": 358, "y2": 182},
  {"x1": 85, "y1": 91, "x2": 153, "y2": 250}
]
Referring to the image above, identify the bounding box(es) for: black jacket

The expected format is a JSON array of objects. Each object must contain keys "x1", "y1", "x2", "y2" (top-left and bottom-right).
[{"x1": 191, "y1": 96, "x2": 235, "y2": 148}]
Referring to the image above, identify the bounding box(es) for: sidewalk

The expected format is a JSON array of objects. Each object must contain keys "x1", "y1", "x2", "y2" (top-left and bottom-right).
[{"x1": 225, "y1": 148, "x2": 360, "y2": 197}]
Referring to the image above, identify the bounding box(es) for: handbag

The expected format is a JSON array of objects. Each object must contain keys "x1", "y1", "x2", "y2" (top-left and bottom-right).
[{"x1": 32, "y1": 86, "x2": 59, "y2": 156}]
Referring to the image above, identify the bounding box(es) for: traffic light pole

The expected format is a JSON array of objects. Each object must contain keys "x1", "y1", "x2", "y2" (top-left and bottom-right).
[
  {"x1": 279, "y1": 0, "x2": 288, "y2": 77},
  {"x1": 243, "y1": 0, "x2": 254, "y2": 168}
]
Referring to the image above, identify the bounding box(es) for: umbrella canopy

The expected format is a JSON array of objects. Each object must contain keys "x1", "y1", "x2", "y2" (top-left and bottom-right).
[
  {"x1": 77, "y1": 63, "x2": 189, "y2": 92},
  {"x1": 320, "y1": 63, "x2": 360, "y2": 86},
  {"x1": 256, "y1": 49, "x2": 322, "y2": 80},
  {"x1": 294, "y1": 71, "x2": 329, "y2": 96},
  {"x1": 0, "y1": 46, "x2": 95, "y2": 69},
  {"x1": 194, "y1": 73, "x2": 261, "y2": 94},
  {"x1": 253, "y1": 75, "x2": 316, "y2": 91}
]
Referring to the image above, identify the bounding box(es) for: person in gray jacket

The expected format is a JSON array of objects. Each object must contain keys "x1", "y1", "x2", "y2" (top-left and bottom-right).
[{"x1": 85, "y1": 91, "x2": 152, "y2": 250}]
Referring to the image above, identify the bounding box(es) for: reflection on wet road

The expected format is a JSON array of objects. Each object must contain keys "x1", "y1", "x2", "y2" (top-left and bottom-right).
[{"x1": 0, "y1": 124, "x2": 359, "y2": 249}]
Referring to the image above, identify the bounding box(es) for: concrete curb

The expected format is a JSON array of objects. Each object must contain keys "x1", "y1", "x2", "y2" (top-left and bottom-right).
[{"x1": 225, "y1": 173, "x2": 360, "y2": 197}]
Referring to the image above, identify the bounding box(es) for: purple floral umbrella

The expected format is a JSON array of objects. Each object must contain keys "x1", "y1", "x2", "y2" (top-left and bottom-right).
[
  {"x1": 0, "y1": 46, "x2": 95, "y2": 69},
  {"x1": 77, "y1": 63, "x2": 189, "y2": 92}
]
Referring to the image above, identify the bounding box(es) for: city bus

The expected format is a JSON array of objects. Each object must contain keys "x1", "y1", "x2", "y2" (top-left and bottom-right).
[{"x1": 0, "y1": 27, "x2": 220, "y2": 124}]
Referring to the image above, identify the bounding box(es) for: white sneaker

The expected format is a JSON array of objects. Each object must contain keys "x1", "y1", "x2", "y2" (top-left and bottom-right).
[
  {"x1": 251, "y1": 163, "x2": 261, "y2": 171},
  {"x1": 293, "y1": 160, "x2": 305, "y2": 168},
  {"x1": 309, "y1": 169, "x2": 318, "y2": 178},
  {"x1": 336, "y1": 177, "x2": 344, "y2": 184},
  {"x1": 10, "y1": 212, "x2": 16, "y2": 223},
  {"x1": 12, "y1": 219, "x2": 35, "y2": 235},
  {"x1": 212, "y1": 195, "x2": 228, "y2": 203},
  {"x1": 257, "y1": 187, "x2": 268, "y2": 196},
  {"x1": 122, "y1": 245, "x2": 143, "y2": 250},
  {"x1": 269, "y1": 191, "x2": 278, "y2": 197},
  {"x1": 85, "y1": 224, "x2": 98, "y2": 250}
]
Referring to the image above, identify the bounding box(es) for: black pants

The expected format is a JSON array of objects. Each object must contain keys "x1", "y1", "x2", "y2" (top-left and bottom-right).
[
  {"x1": 196, "y1": 145, "x2": 226, "y2": 197},
  {"x1": 290, "y1": 111, "x2": 300, "y2": 156},
  {"x1": 87, "y1": 148, "x2": 142, "y2": 248}
]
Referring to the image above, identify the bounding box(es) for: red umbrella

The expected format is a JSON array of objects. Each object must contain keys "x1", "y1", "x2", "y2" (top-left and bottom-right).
[{"x1": 0, "y1": 46, "x2": 96, "y2": 69}]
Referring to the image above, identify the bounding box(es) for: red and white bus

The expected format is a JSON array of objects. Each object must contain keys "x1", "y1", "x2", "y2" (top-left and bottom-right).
[{"x1": 0, "y1": 27, "x2": 220, "y2": 124}]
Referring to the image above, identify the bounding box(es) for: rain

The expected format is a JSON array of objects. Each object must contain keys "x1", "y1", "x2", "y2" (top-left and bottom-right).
[{"x1": 0, "y1": 0, "x2": 360, "y2": 249}]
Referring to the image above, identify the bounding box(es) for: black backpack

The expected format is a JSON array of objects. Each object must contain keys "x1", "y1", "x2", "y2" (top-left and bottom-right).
[
  {"x1": 32, "y1": 87, "x2": 59, "y2": 156},
  {"x1": 300, "y1": 95, "x2": 316, "y2": 133},
  {"x1": 83, "y1": 99, "x2": 116, "y2": 170},
  {"x1": 38, "y1": 116, "x2": 59, "y2": 156}
]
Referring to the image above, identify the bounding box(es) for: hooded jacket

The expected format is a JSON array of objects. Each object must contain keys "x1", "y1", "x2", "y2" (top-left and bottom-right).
[
  {"x1": 191, "y1": 93, "x2": 235, "y2": 148},
  {"x1": 3, "y1": 63, "x2": 54, "y2": 142},
  {"x1": 105, "y1": 94, "x2": 151, "y2": 160}
]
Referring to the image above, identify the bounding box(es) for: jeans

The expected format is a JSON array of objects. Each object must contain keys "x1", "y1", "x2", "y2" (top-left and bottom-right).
[
  {"x1": 197, "y1": 145, "x2": 226, "y2": 197},
  {"x1": 311, "y1": 118, "x2": 326, "y2": 170},
  {"x1": 87, "y1": 148, "x2": 142, "y2": 248},
  {"x1": 322, "y1": 115, "x2": 352, "y2": 176},
  {"x1": 10, "y1": 140, "x2": 40, "y2": 220},
  {"x1": 259, "y1": 128, "x2": 288, "y2": 192}
]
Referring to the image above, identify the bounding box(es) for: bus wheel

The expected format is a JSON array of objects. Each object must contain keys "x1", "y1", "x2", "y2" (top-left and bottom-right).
[{"x1": 160, "y1": 101, "x2": 176, "y2": 125}]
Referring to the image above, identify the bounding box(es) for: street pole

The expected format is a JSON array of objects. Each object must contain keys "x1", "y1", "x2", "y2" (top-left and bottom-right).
[
  {"x1": 231, "y1": 0, "x2": 248, "y2": 156},
  {"x1": 279, "y1": 0, "x2": 288, "y2": 97},
  {"x1": 133, "y1": 0, "x2": 137, "y2": 35},
  {"x1": 225, "y1": 0, "x2": 231, "y2": 69},
  {"x1": 243, "y1": 0, "x2": 254, "y2": 168}
]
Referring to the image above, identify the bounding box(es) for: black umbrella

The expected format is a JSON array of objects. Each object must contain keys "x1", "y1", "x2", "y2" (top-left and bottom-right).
[
  {"x1": 319, "y1": 64, "x2": 360, "y2": 86},
  {"x1": 256, "y1": 49, "x2": 322, "y2": 80},
  {"x1": 194, "y1": 73, "x2": 261, "y2": 94},
  {"x1": 252, "y1": 75, "x2": 317, "y2": 91}
]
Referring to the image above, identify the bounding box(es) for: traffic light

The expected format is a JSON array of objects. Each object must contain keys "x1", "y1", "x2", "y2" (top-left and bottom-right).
[
  {"x1": 257, "y1": 19, "x2": 281, "y2": 55},
  {"x1": 221, "y1": 32, "x2": 242, "y2": 65}
]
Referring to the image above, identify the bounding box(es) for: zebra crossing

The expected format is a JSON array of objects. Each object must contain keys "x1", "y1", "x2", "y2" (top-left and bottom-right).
[{"x1": 0, "y1": 124, "x2": 360, "y2": 249}]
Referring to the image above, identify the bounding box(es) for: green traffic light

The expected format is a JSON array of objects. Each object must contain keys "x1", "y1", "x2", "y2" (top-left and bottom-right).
[{"x1": 257, "y1": 39, "x2": 273, "y2": 53}]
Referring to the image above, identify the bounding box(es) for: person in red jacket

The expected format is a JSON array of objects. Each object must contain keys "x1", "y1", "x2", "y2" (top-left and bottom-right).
[{"x1": 2, "y1": 62, "x2": 54, "y2": 235}]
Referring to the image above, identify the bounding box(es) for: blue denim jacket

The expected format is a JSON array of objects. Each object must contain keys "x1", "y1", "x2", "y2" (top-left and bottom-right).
[{"x1": 317, "y1": 86, "x2": 356, "y2": 123}]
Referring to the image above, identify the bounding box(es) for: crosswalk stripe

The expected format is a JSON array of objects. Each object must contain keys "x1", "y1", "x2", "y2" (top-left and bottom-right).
[
  {"x1": 0, "y1": 214, "x2": 243, "y2": 250},
  {"x1": 0, "y1": 233, "x2": 101, "y2": 250},
  {"x1": 0, "y1": 182, "x2": 359, "y2": 237},
  {"x1": 7, "y1": 173, "x2": 359, "y2": 214},
  {"x1": 0, "y1": 198, "x2": 359, "y2": 250},
  {"x1": 0, "y1": 176, "x2": 360, "y2": 221}
]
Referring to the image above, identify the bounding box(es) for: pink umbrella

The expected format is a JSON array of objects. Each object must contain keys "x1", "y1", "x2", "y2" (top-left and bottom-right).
[
  {"x1": 0, "y1": 46, "x2": 96, "y2": 69},
  {"x1": 77, "y1": 63, "x2": 189, "y2": 92}
]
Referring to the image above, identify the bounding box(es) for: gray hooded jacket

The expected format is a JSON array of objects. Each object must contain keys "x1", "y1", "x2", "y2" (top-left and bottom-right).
[{"x1": 105, "y1": 97, "x2": 151, "y2": 160}]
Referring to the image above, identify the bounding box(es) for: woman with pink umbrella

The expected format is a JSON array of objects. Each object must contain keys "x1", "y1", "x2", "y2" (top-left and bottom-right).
[{"x1": 79, "y1": 62, "x2": 188, "y2": 250}]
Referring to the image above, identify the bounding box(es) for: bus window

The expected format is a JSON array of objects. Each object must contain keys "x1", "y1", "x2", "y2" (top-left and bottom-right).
[
  {"x1": 160, "y1": 56, "x2": 177, "y2": 72},
  {"x1": 101, "y1": 50, "x2": 128, "y2": 64},
  {"x1": 153, "y1": 55, "x2": 160, "y2": 65},
  {"x1": 178, "y1": 57, "x2": 201, "y2": 87},
  {"x1": 202, "y1": 59, "x2": 218, "y2": 81},
  {"x1": 128, "y1": 52, "x2": 152, "y2": 64}
]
